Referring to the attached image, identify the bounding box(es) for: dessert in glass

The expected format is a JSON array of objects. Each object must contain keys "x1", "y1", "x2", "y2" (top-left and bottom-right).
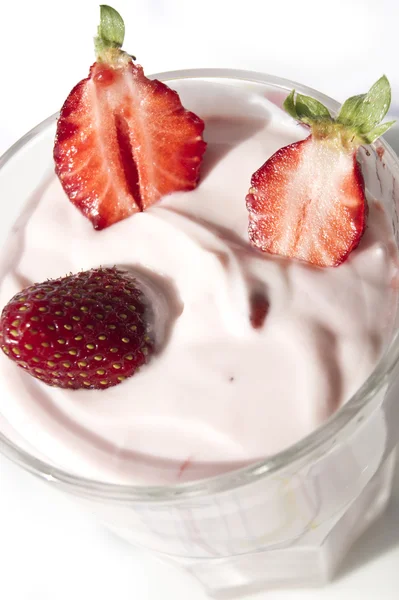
[{"x1": 0, "y1": 6, "x2": 399, "y2": 596}]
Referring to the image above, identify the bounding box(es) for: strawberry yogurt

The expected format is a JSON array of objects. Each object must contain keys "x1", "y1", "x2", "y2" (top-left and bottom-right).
[{"x1": 0, "y1": 78, "x2": 397, "y2": 485}]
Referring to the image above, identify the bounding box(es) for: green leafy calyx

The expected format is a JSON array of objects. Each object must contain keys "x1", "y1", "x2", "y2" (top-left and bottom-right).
[
  {"x1": 283, "y1": 76, "x2": 395, "y2": 149},
  {"x1": 94, "y1": 5, "x2": 135, "y2": 65}
]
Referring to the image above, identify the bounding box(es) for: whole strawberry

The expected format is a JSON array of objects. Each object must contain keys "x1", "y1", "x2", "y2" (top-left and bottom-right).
[
  {"x1": 0, "y1": 268, "x2": 153, "y2": 390},
  {"x1": 54, "y1": 5, "x2": 206, "y2": 230},
  {"x1": 246, "y1": 76, "x2": 395, "y2": 268}
]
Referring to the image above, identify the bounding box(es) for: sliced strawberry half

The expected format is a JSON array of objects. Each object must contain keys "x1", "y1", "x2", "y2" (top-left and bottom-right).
[
  {"x1": 54, "y1": 6, "x2": 206, "y2": 230},
  {"x1": 246, "y1": 76, "x2": 395, "y2": 267}
]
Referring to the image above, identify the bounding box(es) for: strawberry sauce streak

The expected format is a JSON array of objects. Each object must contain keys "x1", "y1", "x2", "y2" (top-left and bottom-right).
[{"x1": 249, "y1": 291, "x2": 269, "y2": 329}]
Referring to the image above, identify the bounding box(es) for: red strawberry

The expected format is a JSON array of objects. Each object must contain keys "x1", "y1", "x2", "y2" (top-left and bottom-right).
[
  {"x1": 246, "y1": 76, "x2": 395, "y2": 267},
  {"x1": 0, "y1": 267, "x2": 153, "y2": 390},
  {"x1": 54, "y1": 6, "x2": 206, "y2": 230}
]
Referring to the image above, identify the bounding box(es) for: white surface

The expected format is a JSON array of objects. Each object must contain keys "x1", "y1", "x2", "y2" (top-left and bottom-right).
[{"x1": 1, "y1": 0, "x2": 399, "y2": 598}]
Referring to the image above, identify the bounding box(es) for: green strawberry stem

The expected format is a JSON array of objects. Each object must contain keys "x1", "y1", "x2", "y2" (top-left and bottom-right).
[
  {"x1": 284, "y1": 76, "x2": 395, "y2": 151},
  {"x1": 94, "y1": 5, "x2": 135, "y2": 65}
]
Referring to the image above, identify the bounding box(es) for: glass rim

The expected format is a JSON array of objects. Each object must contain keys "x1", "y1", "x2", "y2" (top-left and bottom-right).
[{"x1": 1, "y1": 67, "x2": 398, "y2": 502}]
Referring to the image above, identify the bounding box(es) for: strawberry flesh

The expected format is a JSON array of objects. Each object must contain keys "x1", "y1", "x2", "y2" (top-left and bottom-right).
[
  {"x1": 246, "y1": 136, "x2": 367, "y2": 268},
  {"x1": 54, "y1": 62, "x2": 206, "y2": 230},
  {"x1": 0, "y1": 268, "x2": 153, "y2": 390}
]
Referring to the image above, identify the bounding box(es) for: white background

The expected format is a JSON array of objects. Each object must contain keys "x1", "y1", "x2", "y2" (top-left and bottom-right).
[{"x1": 1, "y1": 1, "x2": 399, "y2": 598}]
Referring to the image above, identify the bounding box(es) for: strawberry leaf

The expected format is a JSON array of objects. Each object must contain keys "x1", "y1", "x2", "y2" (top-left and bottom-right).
[
  {"x1": 98, "y1": 5, "x2": 125, "y2": 48},
  {"x1": 95, "y1": 5, "x2": 129, "y2": 62},
  {"x1": 337, "y1": 76, "x2": 392, "y2": 135},
  {"x1": 283, "y1": 90, "x2": 299, "y2": 120},
  {"x1": 362, "y1": 120, "x2": 396, "y2": 144},
  {"x1": 295, "y1": 94, "x2": 331, "y2": 123},
  {"x1": 336, "y1": 93, "x2": 366, "y2": 126},
  {"x1": 284, "y1": 91, "x2": 331, "y2": 125}
]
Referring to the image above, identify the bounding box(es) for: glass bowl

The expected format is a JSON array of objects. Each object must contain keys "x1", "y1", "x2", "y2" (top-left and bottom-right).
[{"x1": 1, "y1": 69, "x2": 399, "y2": 597}]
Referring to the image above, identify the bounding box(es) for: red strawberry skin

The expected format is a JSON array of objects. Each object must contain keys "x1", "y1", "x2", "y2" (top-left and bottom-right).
[
  {"x1": 0, "y1": 268, "x2": 153, "y2": 390},
  {"x1": 246, "y1": 136, "x2": 367, "y2": 268},
  {"x1": 54, "y1": 62, "x2": 206, "y2": 230}
]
